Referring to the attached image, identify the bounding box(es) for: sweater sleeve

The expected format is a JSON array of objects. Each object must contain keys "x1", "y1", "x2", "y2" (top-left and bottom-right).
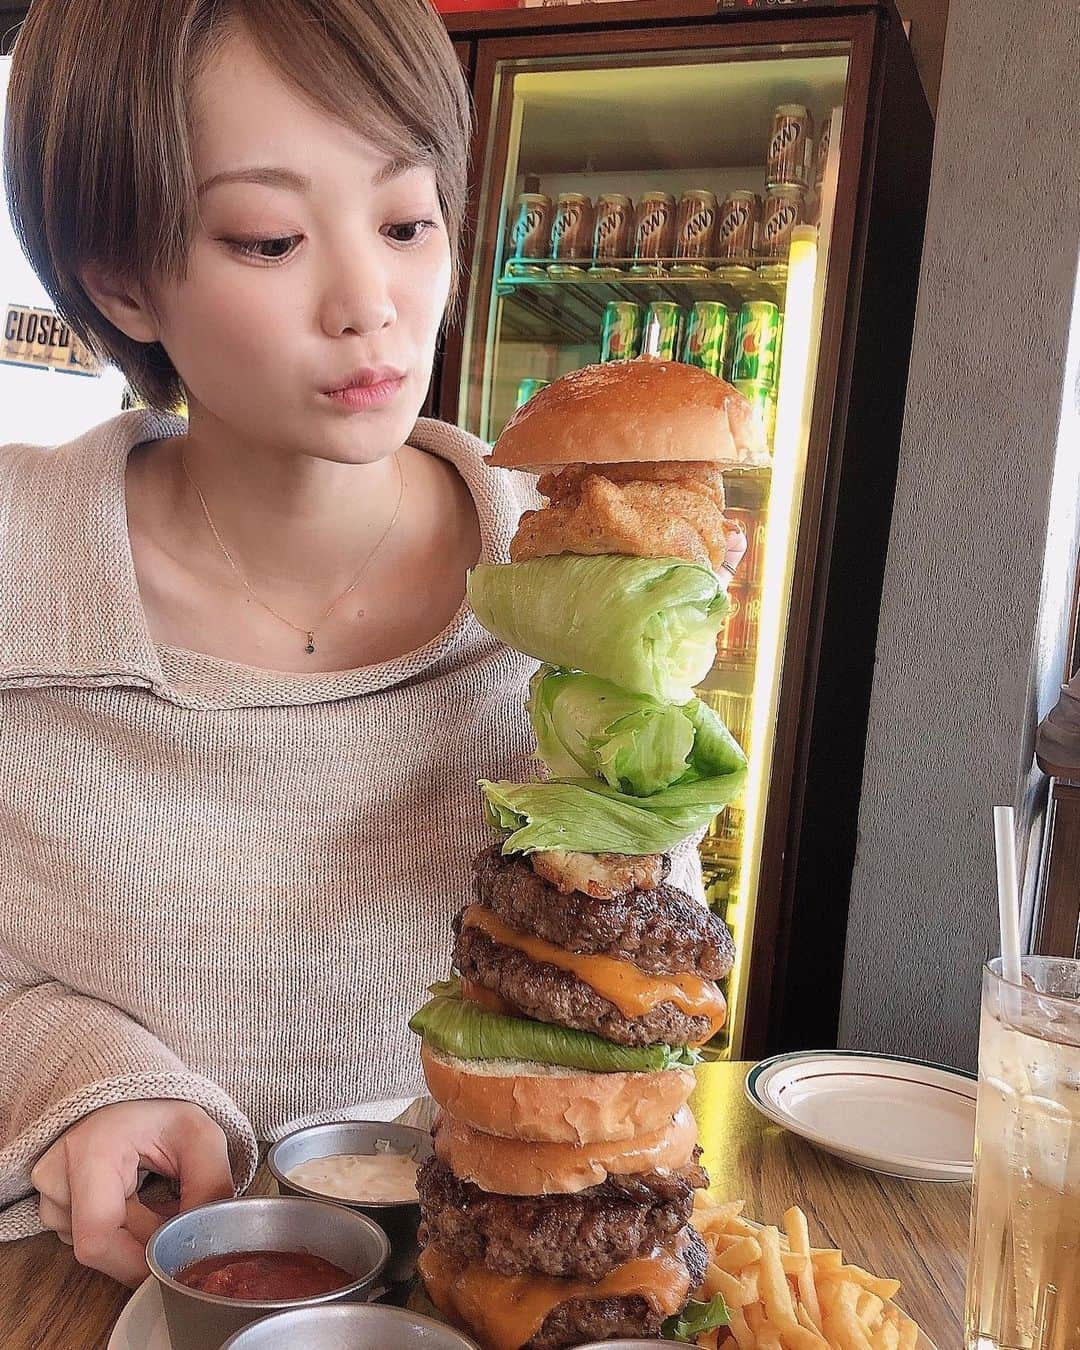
[
  {"x1": 0, "y1": 969, "x2": 259, "y2": 1241},
  {"x1": 1036, "y1": 675, "x2": 1080, "y2": 779},
  {"x1": 666, "y1": 826, "x2": 709, "y2": 907}
]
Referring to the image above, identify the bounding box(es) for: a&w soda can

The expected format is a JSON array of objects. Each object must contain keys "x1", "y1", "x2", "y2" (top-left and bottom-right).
[
  {"x1": 508, "y1": 192, "x2": 552, "y2": 261},
  {"x1": 760, "y1": 185, "x2": 805, "y2": 258},
  {"x1": 715, "y1": 191, "x2": 760, "y2": 259},
  {"x1": 551, "y1": 193, "x2": 594, "y2": 260},
  {"x1": 633, "y1": 191, "x2": 677, "y2": 261},
  {"x1": 767, "y1": 103, "x2": 813, "y2": 188},
  {"x1": 675, "y1": 190, "x2": 718, "y2": 259},
  {"x1": 593, "y1": 194, "x2": 633, "y2": 262}
]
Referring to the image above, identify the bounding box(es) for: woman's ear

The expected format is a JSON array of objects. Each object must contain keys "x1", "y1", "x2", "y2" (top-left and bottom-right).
[{"x1": 79, "y1": 262, "x2": 161, "y2": 344}]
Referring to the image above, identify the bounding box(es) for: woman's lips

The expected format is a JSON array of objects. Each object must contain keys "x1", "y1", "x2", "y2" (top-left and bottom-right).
[{"x1": 325, "y1": 375, "x2": 407, "y2": 412}]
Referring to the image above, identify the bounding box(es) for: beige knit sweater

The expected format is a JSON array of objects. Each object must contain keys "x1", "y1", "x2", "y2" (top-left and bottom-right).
[{"x1": 0, "y1": 409, "x2": 706, "y2": 1241}]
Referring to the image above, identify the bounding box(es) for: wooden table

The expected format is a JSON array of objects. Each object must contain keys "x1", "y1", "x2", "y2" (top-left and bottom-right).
[{"x1": 0, "y1": 1063, "x2": 971, "y2": 1349}]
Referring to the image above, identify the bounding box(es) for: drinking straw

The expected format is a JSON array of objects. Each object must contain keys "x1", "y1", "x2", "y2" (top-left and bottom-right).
[{"x1": 993, "y1": 804, "x2": 1023, "y2": 987}]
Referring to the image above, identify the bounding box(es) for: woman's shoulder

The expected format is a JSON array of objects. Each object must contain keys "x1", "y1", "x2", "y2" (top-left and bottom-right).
[
  {"x1": 0, "y1": 409, "x2": 181, "y2": 491},
  {"x1": 0, "y1": 415, "x2": 117, "y2": 512},
  {"x1": 0, "y1": 408, "x2": 181, "y2": 604}
]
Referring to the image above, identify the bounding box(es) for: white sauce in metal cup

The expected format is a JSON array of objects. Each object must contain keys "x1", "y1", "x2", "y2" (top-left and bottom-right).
[{"x1": 285, "y1": 1153, "x2": 420, "y2": 1204}]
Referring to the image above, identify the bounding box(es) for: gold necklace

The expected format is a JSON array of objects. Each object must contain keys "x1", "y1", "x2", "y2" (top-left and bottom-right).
[{"x1": 181, "y1": 452, "x2": 406, "y2": 654}]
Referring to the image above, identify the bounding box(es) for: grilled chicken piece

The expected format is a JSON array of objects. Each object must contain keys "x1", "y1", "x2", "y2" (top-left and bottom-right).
[{"x1": 529, "y1": 849, "x2": 667, "y2": 900}]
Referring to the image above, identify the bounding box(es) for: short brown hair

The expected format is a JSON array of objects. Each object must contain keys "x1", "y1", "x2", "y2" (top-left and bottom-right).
[{"x1": 4, "y1": 0, "x2": 471, "y2": 410}]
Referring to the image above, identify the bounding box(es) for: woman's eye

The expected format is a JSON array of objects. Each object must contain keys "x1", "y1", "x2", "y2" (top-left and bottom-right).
[
  {"x1": 226, "y1": 235, "x2": 302, "y2": 261},
  {"x1": 383, "y1": 220, "x2": 438, "y2": 245}
]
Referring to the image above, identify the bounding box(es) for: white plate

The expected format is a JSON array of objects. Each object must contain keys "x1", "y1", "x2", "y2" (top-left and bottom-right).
[
  {"x1": 107, "y1": 1277, "x2": 167, "y2": 1350},
  {"x1": 745, "y1": 1050, "x2": 977, "y2": 1181}
]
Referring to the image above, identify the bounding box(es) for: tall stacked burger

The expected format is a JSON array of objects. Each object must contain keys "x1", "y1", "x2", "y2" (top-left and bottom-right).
[{"x1": 410, "y1": 358, "x2": 768, "y2": 1349}]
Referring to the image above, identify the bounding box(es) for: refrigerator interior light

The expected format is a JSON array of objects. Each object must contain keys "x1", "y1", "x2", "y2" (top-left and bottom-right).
[{"x1": 726, "y1": 224, "x2": 820, "y2": 1051}]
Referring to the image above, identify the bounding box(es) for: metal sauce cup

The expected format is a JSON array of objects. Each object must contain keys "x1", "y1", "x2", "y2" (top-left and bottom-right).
[
  {"x1": 146, "y1": 1196, "x2": 389, "y2": 1350},
  {"x1": 221, "y1": 1303, "x2": 481, "y2": 1348},
  {"x1": 268, "y1": 1121, "x2": 432, "y2": 1284}
]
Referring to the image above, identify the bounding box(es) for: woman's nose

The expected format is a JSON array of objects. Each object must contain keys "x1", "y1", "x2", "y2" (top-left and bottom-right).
[{"x1": 318, "y1": 242, "x2": 397, "y2": 338}]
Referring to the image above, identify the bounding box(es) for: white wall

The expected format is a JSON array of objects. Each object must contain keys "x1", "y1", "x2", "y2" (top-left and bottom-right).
[
  {"x1": 840, "y1": 0, "x2": 1080, "y2": 1069},
  {"x1": 0, "y1": 54, "x2": 127, "y2": 446}
]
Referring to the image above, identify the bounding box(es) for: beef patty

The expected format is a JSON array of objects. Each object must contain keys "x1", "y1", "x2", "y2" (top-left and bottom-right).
[
  {"x1": 417, "y1": 1155, "x2": 706, "y2": 1281},
  {"x1": 453, "y1": 921, "x2": 715, "y2": 1048},
  {"x1": 473, "y1": 846, "x2": 734, "y2": 981},
  {"x1": 523, "y1": 1226, "x2": 709, "y2": 1350}
]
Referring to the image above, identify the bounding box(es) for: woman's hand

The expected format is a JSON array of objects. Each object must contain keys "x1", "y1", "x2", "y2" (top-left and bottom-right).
[{"x1": 31, "y1": 1100, "x2": 234, "y2": 1286}]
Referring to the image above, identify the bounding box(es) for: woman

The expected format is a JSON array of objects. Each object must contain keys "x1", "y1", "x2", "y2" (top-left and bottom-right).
[{"x1": 0, "y1": 0, "x2": 707, "y2": 1288}]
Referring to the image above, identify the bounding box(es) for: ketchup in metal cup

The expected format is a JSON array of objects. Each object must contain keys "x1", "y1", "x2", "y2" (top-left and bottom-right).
[{"x1": 175, "y1": 1250, "x2": 353, "y2": 1301}]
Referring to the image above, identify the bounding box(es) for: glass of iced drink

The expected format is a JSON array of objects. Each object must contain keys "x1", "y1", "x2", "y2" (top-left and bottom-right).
[{"x1": 966, "y1": 956, "x2": 1080, "y2": 1349}]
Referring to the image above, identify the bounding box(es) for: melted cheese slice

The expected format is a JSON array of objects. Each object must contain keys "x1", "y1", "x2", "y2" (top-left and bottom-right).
[
  {"x1": 461, "y1": 904, "x2": 726, "y2": 1043},
  {"x1": 460, "y1": 976, "x2": 514, "y2": 1015},
  {"x1": 418, "y1": 1239, "x2": 691, "y2": 1350}
]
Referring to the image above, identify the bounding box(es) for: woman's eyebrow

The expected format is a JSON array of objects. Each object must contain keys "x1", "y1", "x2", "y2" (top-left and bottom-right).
[
  {"x1": 196, "y1": 159, "x2": 420, "y2": 197},
  {"x1": 197, "y1": 166, "x2": 309, "y2": 197},
  {"x1": 372, "y1": 157, "x2": 420, "y2": 186}
]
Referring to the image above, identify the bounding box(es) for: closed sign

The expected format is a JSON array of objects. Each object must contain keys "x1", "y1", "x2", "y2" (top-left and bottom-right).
[{"x1": 2, "y1": 304, "x2": 101, "y2": 375}]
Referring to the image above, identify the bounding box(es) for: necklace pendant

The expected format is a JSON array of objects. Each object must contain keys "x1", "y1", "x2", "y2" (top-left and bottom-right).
[{"x1": 305, "y1": 632, "x2": 316, "y2": 654}]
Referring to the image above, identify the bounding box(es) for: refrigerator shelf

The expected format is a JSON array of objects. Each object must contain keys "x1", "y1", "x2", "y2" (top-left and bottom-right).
[{"x1": 495, "y1": 257, "x2": 788, "y2": 347}]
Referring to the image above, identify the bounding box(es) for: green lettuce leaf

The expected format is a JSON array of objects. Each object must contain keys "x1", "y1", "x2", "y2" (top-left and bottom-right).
[
  {"x1": 528, "y1": 666, "x2": 746, "y2": 797},
  {"x1": 467, "y1": 555, "x2": 728, "y2": 703},
  {"x1": 480, "y1": 771, "x2": 747, "y2": 855},
  {"x1": 662, "y1": 1293, "x2": 732, "y2": 1342},
  {"x1": 409, "y1": 985, "x2": 701, "y2": 1073}
]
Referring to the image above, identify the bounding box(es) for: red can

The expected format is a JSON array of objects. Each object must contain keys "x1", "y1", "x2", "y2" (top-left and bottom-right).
[
  {"x1": 767, "y1": 103, "x2": 813, "y2": 189},
  {"x1": 675, "y1": 190, "x2": 718, "y2": 259},
  {"x1": 760, "y1": 185, "x2": 805, "y2": 258},
  {"x1": 593, "y1": 194, "x2": 633, "y2": 261},
  {"x1": 742, "y1": 591, "x2": 762, "y2": 655},
  {"x1": 551, "y1": 193, "x2": 594, "y2": 260},
  {"x1": 716, "y1": 585, "x2": 746, "y2": 656},
  {"x1": 632, "y1": 191, "x2": 677, "y2": 261},
  {"x1": 715, "y1": 191, "x2": 760, "y2": 259}
]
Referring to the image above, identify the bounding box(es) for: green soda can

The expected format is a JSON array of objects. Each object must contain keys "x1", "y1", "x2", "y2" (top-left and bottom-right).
[
  {"x1": 732, "y1": 300, "x2": 781, "y2": 384},
  {"x1": 515, "y1": 377, "x2": 549, "y2": 409},
  {"x1": 600, "y1": 301, "x2": 643, "y2": 362},
  {"x1": 682, "y1": 301, "x2": 731, "y2": 377},
  {"x1": 642, "y1": 301, "x2": 683, "y2": 360},
  {"x1": 734, "y1": 377, "x2": 777, "y2": 448}
]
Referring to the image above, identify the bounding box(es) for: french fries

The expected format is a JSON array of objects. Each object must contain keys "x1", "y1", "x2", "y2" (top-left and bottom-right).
[{"x1": 691, "y1": 1195, "x2": 924, "y2": 1350}]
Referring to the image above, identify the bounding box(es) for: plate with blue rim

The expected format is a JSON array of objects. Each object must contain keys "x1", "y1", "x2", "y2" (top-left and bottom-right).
[{"x1": 745, "y1": 1049, "x2": 976, "y2": 1181}]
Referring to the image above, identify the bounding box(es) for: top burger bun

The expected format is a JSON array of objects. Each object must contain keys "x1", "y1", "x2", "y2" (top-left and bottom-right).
[{"x1": 487, "y1": 358, "x2": 769, "y2": 473}]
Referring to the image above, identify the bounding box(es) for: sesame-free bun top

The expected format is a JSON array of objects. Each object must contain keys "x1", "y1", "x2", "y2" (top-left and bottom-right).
[{"x1": 487, "y1": 358, "x2": 769, "y2": 473}]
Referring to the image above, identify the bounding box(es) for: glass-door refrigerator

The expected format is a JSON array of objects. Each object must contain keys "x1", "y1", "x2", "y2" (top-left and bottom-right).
[{"x1": 439, "y1": 1, "x2": 933, "y2": 1060}]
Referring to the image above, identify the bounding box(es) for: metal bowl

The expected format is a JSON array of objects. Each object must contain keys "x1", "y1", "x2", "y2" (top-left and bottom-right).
[
  {"x1": 220, "y1": 1303, "x2": 481, "y2": 1348},
  {"x1": 146, "y1": 1196, "x2": 389, "y2": 1350},
  {"x1": 267, "y1": 1121, "x2": 432, "y2": 1284}
]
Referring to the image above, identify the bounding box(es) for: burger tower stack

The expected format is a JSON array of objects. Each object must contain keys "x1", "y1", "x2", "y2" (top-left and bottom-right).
[{"x1": 409, "y1": 358, "x2": 769, "y2": 1350}]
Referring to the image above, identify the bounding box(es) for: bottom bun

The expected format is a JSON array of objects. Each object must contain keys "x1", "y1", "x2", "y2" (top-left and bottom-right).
[
  {"x1": 421, "y1": 1043, "x2": 695, "y2": 1144},
  {"x1": 432, "y1": 1104, "x2": 698, "y2": 1196}
]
